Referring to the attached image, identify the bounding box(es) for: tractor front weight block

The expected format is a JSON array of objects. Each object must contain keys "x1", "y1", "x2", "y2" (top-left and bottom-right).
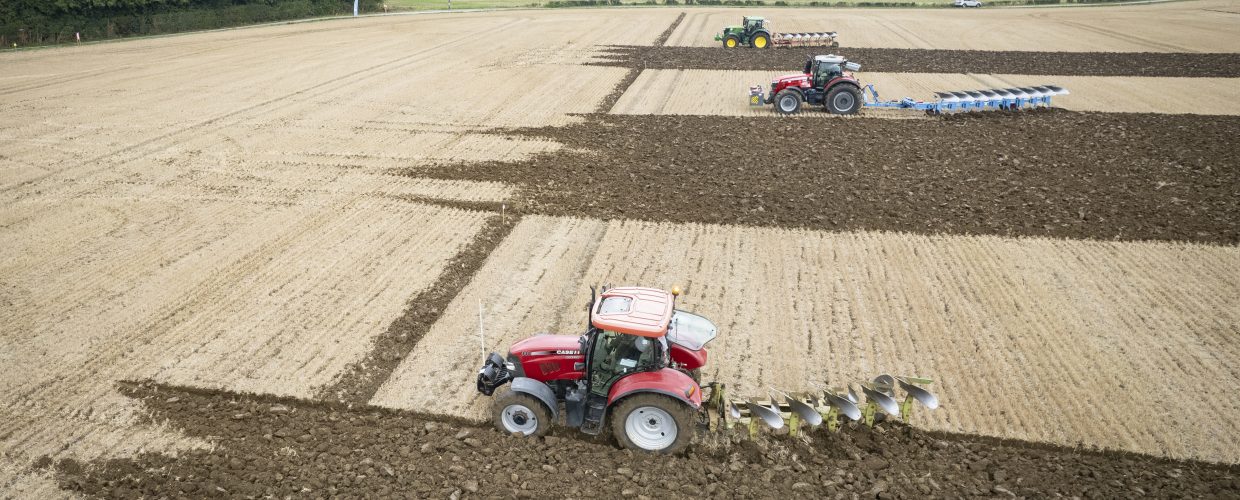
[{"x1": 476, "y1": 352, "x2": 513, "y2": 396}]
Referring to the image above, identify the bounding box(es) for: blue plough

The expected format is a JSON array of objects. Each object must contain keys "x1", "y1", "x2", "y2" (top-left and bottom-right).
[{"x1": 860, "y1": 83, "x2": 1069, "y2": 113}]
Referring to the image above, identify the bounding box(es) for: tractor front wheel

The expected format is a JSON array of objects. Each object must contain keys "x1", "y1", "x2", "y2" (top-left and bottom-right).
[
  {"x1": 751, "y1": 33, "x2": 770, "y2": 49},
  {"x1": 724, "y1": 35, "x2": 740, "y2": 48},
  {"x1": 826, "y1": 85, "x2": 862, "y2": 115},
  {"x1": 611, "y1": 394, "x2": 695, "y2": 454},
  {"x1": 492, "y1": 390, "x2": 552, "y2": 437},
  {"x1": 774, "y1": 89, "x2": 802, "y2": 115}
]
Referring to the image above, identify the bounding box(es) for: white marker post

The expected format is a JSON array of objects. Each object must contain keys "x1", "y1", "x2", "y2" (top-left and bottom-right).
[
  {"x1": 478, "y1": 300, "x2": 486, "y2": 360},
  {"x1": 353, "y1": 0, "x2": 359, "y2": 16}
]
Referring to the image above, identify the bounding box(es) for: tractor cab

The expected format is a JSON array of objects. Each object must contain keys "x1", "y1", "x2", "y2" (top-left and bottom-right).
[
  {"x1": 585, "y1": 287, "x2": 676, "y2": 396},
  {"x1": 804, "y1": 54, "x2": 857, "y2": 89},
  {"x1": 743, "y1": 16, "x2": 766, "y2": 32}
]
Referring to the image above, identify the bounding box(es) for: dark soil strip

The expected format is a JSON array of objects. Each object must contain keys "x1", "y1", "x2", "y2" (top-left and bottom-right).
[
  {"x1": 316, "y1": 214, "x2": 520, "y2": 405},
  {"x1": 597, "y1": 68, "x2": 641, "y2": 114},
  {"x1": 379, "y1": 193, "x2": 514, "y2": 214},
  {"x1": 653, "y1": 12, "x2": 686, "y2": 47},
  {"x1": 596, "y1": 12, "x2": 685, "y2": 113},
  {"x1": 49, "y1": 381, "x2": 1240, "y2": 498},
  {"x1": 594, "y1": 45, "x2": 1240, "y2": 78},
  {"x1": 401, "y1": 111, "x2": 1239, "y2": 245}
]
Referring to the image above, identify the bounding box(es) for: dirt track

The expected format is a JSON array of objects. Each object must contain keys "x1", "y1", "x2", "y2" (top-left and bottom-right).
[
  {"x1": 51, "y1": 383, "x2": 1240, "y2": 499},
  {"x1": 597, "y1": 46, "x2": 1240, "y2": 77},
  {"x1": 412, "y1": 111, "x2": 1240, "y2": 245}
]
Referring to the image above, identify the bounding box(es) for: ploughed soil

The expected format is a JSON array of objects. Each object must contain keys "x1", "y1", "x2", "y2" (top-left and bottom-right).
[
  {"x1": 594, "y1": 46, "x2": 1240, "y2": 78},
  {"x1": 405, "y1": 111, "x2": 1239, "y2": 245},
  {"x1": 48, "y1": 382, "x2": 1239, "y2": 499}
]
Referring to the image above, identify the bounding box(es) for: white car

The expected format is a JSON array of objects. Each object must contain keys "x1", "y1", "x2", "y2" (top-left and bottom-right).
[{"x1": 955, "y1": 0, "x2": 983, "y2": 6}]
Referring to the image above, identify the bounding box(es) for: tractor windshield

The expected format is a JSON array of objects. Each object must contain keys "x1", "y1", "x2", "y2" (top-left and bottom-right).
[
  {"x1": 667, "y1": 310, "x2": 717, "y2": 351},
  {"x1": 814, "y1": 62, "x2": 842, "y2": 87},
  {"x1": 589, "y1": 330, "x2": 667, "y2": 396}
]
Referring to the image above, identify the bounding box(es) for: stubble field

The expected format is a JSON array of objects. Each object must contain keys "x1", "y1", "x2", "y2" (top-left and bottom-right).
[{"x1": 2, "y1": 2, "x2": 1238, "y2": 497}]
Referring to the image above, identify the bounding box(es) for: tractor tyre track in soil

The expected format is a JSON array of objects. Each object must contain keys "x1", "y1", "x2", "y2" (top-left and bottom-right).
[
  {"x1": 48, "y1": 382, "x2": 1240, "y2": 499},
  {"x1": 597, "y1": 12, "x2": 685, "y2": 113},
  {"x1": 595, "y1": 46, "x2": 1240, "y2": 78},
  {"x1": 316, "y1": 213, "x2": 520, "y2": 405},
  {"x1": 405, "y1": 111, "x2": 1240, "y2": 245}
]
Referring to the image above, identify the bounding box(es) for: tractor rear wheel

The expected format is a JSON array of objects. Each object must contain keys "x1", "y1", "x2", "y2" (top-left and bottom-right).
[
  {"x1": 492, "y1": 389, "x2": 552, "y2": 437},
  {"x1": 724, "y1": 35, "x2": 740, "y2": 48},
  {"x1": 774, "y1": 89, "x2": 802, "y2": 115},
  {"x1": 611, "y1": 394, "x2": 695, "y2": 454},
  {"x1": 826, "y1": 85, "x2": 862, "y2": 115},
  {"x1": 751, "y1": 33, "x2": 770, "y2": 49}
]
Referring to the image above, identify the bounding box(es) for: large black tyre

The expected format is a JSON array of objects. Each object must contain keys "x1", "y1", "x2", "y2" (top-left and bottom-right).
[
  {"x1": 825, "y1": 84, "x2": 862, "y2": 115},
  {"x1": 723, "y1": 35, "x2": 741, "y2": 48},
  {"x1": 750, "y1": 32, "x2": 771, "y2": 49},
  {"x1": 610, "y1": 394, "x2": 695, "y2": 455},
  {"x1": 492, "y1": 389, "x2": 553, "y2": 437},
  {"x1": 773, "y1": 89, "x2": 802, "y2": 115}
]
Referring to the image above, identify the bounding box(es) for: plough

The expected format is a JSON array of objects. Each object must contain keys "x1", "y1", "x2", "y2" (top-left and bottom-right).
[
  {"x1": 704, "y1": 375, "x2": 939, "y2": 438},
  {"x1": 749, "y1": 54, "x2": 1069, "y2": 115},
  {"x1": 860, "y1": 83, "x2": 1070, "y2": 114},
  {"x1": 770, "y1": 32, "x2": 841, "y2": 49}
]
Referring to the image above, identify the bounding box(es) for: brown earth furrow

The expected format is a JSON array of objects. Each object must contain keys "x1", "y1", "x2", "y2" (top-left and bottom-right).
[
  {"x1": 593, "y1": 46, "x2": 1240, "y2": 78},
  {"x1": 316, "y1": 214, "x2": 521, "y2": 405},
  {"x1": 406, "y1": 112, "x2": 1240, "y2": 245}
]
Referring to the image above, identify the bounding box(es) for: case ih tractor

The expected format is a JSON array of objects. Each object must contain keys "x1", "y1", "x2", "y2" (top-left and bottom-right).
[
  {"x1": 476, "y1": 286, "x2": 716, "y2": 454},
  {"x1": 715, "y1": 16, "x2": 839, "y2": 49}
]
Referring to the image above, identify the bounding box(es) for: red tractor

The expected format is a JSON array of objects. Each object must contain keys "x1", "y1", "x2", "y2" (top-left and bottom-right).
[
  {"x1": 758, "y1": 54, "x2": 864, "y2": 115},
  {"x1": 476, "y1": 286, "x2": 716, "y2": 454}
]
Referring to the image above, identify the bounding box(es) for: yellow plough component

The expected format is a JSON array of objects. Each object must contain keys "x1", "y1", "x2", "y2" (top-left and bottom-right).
[{"x1": 703, "y1": 375, "x2": 939, "y2": 438}]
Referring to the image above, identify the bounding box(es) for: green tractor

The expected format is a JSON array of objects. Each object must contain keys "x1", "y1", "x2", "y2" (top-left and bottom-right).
[{"x1": 715, "y1": 16, "x2": 773, "y2": 49}]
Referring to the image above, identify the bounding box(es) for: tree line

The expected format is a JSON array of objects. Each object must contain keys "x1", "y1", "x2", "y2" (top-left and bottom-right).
[{"x1": 2, "y1": 0, "x2": 381, "y2": 47}]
